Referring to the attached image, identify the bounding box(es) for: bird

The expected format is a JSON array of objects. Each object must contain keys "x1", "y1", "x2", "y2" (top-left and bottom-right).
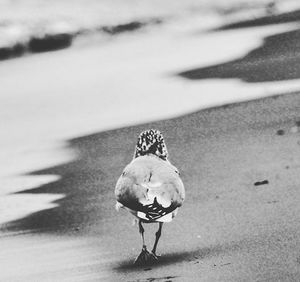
[{"x1": 115, "y1": 129, "x2": 185, "y2": 264}]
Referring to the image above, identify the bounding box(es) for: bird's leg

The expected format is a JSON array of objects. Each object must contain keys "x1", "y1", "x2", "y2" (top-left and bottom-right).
[
  {"x1": 134, "y1": 220, "x2": 158, "y2": 265},
  {"x1": 152, "y1": 222, "x2": 163, "y2": 256},
  {"x1": 139, "y1": 219, "x2": 146, "y2": 250}
]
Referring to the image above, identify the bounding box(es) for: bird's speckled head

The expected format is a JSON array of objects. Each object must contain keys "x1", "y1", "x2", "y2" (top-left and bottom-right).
[{"x1": 134, "y1": 129, "x2": 168, "y2": 160}]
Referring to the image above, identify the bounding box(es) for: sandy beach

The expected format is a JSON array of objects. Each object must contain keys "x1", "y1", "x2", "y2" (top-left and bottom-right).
[
  {"x1": 1, "y1": 92, "x2": 300, "y2": 281},
  {"x1": 1, "y1": 2, "x2": 300, "y2": 281}
]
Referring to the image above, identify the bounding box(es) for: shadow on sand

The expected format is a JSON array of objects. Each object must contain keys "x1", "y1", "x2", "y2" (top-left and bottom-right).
[{"x1": 114, "y1": 239, "x2": 245, "y2": 275}]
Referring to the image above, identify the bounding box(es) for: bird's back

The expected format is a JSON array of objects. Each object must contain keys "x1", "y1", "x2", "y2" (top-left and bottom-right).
[{"x1": 115, "y1": 155, "x2": 185, "y2": 222}]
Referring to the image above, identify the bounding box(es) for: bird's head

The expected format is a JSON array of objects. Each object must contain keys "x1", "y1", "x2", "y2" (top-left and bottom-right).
[{"x1": 134, "y1": 129, "x2": 168, "y2": 160}]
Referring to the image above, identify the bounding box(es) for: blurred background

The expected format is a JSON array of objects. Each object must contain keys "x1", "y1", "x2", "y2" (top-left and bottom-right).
[{"x1": 1, "y1": 0, "x2": 300, "y2": 55}]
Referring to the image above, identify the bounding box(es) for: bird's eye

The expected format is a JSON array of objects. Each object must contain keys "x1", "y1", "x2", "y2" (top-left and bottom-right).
[{"x1": 122, "y1": 171, "x2": 126, "y2": 176}]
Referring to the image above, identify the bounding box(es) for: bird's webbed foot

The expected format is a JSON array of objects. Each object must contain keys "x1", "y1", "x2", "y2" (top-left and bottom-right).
[{"x1": 133, "y1": 246, "x2": 158, "y2": 265}]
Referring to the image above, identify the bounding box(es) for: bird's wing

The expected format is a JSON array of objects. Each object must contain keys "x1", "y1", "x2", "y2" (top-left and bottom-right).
[{"x1": 115, "y1": 156, "x2": 185, "y2": 222}]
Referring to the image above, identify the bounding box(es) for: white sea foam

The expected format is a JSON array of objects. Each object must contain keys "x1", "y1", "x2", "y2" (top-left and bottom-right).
[{"x1": 0, "y1": 193, "x2": 65, "y2": 225}]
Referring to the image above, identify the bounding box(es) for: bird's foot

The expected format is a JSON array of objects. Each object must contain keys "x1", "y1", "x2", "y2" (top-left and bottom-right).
[
  {"x1": 134, "y1": 246, "x2": 159, "y2": 265},
  {"x1": 151, "y1": 251, "x2": 161, "y2": 258}
]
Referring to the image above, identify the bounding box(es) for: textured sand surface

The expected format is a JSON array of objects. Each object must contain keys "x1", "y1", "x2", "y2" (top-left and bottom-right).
[{"x1": 1, "y1": 92, "x2": 300, "y2": 281}]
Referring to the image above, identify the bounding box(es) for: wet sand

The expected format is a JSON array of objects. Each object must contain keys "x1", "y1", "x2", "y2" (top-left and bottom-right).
[
  {"x1": 179, "y1": 9, "x2": 300, "y2": 83},
  {"x1": 1, "y1": 92, "x2": 300, "y2": 281}
]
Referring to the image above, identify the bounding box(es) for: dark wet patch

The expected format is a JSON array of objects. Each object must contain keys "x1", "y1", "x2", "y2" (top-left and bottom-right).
[
  {"x1": 212, "y1": 261, "x2": 232, "y2": 267},
  {"x1": 276, "y1": 129, "x2": 285, "y2": 136},
  {"x1": 0, "y1": 43, "x2": 25, "y2": 60},
  {"x1": 215, "y1": 9, "x2": 300, "y2": 31},
  {"x1": 267, "y1": 200, "x2": 278, "y2": 204},
  {"x1": 254, "y1": 180, "x2": 269, "y2": 186},
  {"x1": 102, "y1": 21, "x2": 145, "y2": 35},
  {"x1": 0, "y1": 34, "x2": 73, "y2": 61},
  {"x1": 127, "y1": 276, "x2": 178, "y2": 282},
  {"x1": 102, "y1": 18, "x2": 162, "y2": 35},
  {"x1": 220, "y1": 262, "x2": 231, "y2": 266},
  {"x1": 178, "y1": 28, "x2": 300, "y2": 83},
  {"x1": 28, "y1": 33, "x2": 73, "y2": 52}
]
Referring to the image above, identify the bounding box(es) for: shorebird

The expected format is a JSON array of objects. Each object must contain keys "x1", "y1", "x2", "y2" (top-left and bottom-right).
[{"x1": 115, "y1": 129, "x2": 185, "y2": 264}]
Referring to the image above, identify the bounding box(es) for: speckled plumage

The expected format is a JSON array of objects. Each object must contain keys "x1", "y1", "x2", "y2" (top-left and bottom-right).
[{"x1": 134, "y1": 129, "x2": 168, "y2": 161}]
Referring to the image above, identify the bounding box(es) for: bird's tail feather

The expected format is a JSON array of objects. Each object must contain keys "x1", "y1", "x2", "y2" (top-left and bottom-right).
[{"x1": 115, "y1": 201, "x2": 124, "y2": 211}]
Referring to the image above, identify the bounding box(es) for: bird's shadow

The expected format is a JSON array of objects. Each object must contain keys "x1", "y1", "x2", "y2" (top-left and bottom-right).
[
  {"x1": 114, "y1": 251, "x2": 193, "y2": 272},
  {"x1": 114, "y1": 242, "x2": 235, "y2": 273}
]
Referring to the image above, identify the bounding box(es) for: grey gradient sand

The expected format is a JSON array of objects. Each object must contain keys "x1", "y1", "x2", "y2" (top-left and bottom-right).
[{"x1": 1, "y1": 92, "x2": 300, "y2": 281}]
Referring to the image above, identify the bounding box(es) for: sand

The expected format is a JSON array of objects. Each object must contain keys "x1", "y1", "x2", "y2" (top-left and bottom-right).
[
  {"x1": 1, "y1": 92, "x2": 300, "y2": 281},
  {"x1": 1, "y1": 7, "x2": 300, "y2": 282}
]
